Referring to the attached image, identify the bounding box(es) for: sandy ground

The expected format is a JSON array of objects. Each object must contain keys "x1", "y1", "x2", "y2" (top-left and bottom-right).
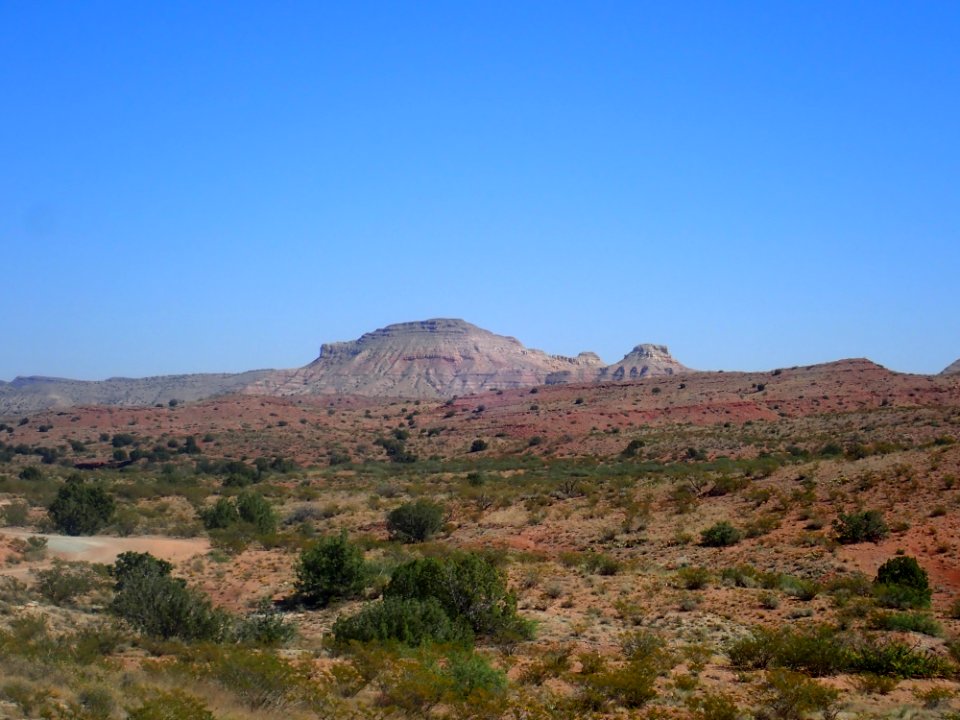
[{"x1": 0, "y1": 528, "x2": 208, "y2": 574}]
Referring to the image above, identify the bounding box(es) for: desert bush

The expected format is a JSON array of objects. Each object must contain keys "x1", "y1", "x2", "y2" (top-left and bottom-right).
[
  {"x1": 0, "y1": 576, "x2": 30, "y2": 605},
  {"x1": 233, "y1": 599, "x2": 296, "y2": 646},
  {"x1": 728, "y1": 625, "x2": 851, "y2": 676},
  {"x1": 869, "y1": 610, "x2": 942, "y2": 636},
  {"x1": 825, "y1": 571, "x2": 873, "y2": 599},
  {"x1": 47, "y1": 475, "x2": 115, "y2": 535},
  {"x1": 759, "y1": 591, "x2": 780, "y2": 610},
  {"x1": 199, "y1": 497, "x2": 238, "y2": 529},
  {"x1": 109, "y1": 551, "x2": 230, "y2": 641},
  {"x1": 576, "y1": 631, "x2": 672, "y2": 710},
  {"x1": 833, "y1": 509, "x2": 889, "y2": 544},
  {"x1": 1, "y1": 682, "x2": 53, "y2": 718},
  {"x1": 295, "y1": 531, "x2": 368, "y2": 608},
  {"x1": 873, "y1": 555, "x2": 931, "y2": 609},
  {"x1": 386, "y1": 499, "x2": 445, "y2": 543},
  {"x1": 519, "y1": 645, "x2": 572, "y2": 684},
  {"x1": 191, "y1": 646, "x2": 320, "y2": 711},
  {"x1": 333, "y1": 596, "x2": 472, "y2": 646},
  {"x1": 700, "y1": 521, "x2": 742, "y2": 547},
  {"x1": 444, "y1": 649, "x2": 508, "y2": 699},
  {"x1": 127, "y1": 690, "x2": 215, "y2": 720},
  {"x1": 851, "y1": 637, "x2": 952, "y2": 678},
  {"x1": 384, "y1": 552, "x2": 532, "y2": 639},
  {"x1": 757, "y1": 669, "x2": 838, "y2": 720},
  {"x1": 781, "y1": 576, "x2": 820, "y2": 602},
  {"x1": 581, "y1": 551, "x2": 622, "y2": 576},
  {"x1": 377, "y1": 648, "x2": 507, "y2": 716},
  {"x1": 235, "y1": 491, "x2": 277, "y2": 534},
  {"x1": 677, "y1": 566, "x2": 711, "y2": 590},
  {"x1": 32, "y1": 560, "x2": 105, "y2": 606},
  {"x1": 1, "y1": 500, "x2": 29, "y2": 526},
  {"x1": 690, "y1": 692, "x2": 742, "y2": 720},
  {"x1": 854, "y1": 673, "x2": 899, "y2": 695}
]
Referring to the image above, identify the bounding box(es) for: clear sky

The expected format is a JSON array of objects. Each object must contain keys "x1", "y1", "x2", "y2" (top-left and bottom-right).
[{"x1": 2, "y1": 1, "x2": 958, "y2": 379}]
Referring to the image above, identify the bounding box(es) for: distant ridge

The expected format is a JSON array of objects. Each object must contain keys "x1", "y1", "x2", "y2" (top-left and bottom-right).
[
  {"x1": 943, "y1": 359, "x2": 960, "y2": 376},
  {"x1": 0, "y1": 317, "x2": 688, "y2": 411},
  {"x1": 0, "y1": 371, "x2": 274, "y2": 415}
]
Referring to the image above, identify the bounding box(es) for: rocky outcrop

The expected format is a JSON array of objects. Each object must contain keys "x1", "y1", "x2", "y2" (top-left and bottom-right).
[
  {"x1": 943, "y1": 359, "x2": 960, "y2": 376},
  {"x1": 598, "y1": 344, "x2": 688, "y2": 381}
]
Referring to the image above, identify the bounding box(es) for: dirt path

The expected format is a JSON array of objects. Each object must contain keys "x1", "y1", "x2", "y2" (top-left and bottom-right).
[{"x1": 0, "y1": 529, "x2": 209, "y2": 576}]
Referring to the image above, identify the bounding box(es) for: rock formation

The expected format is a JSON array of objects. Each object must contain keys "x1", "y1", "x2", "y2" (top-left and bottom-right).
[
  {"x1": 247, "y1": 319, "x2": 617, "y2": 398},
  {"x1": 1, "y1": 318, "x2": 689, "y2": 411},
  {"x1": 598, "y1": 344, "x2": 688, "y2": 381},
  {"x1": 943, "y1": 359, "x2": 960, "y2": 375}
]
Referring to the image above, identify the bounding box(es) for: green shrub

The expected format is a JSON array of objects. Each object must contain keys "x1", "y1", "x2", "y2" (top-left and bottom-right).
[
  {"x1": 235, "y1": 491, "x2": 277, "y2": 534},
  {"x1": 874, "y1": 556, "x2": 931, "y2": 609},
  {"x1": 869, "y1": 611, "x2": 942, "y2": 636},
  {"x1": 852, "y1": 637, "x2": 952, "y2": 678},
  {"x1": 33, "y1": 560, "x2": 104, "y2": 606},
  {"x1": 781, "y1": 576, "x2": 820, "y2": 601},
  {"x1": 109, "y1": 551, "x2": 229, "y2": 641},
  {"x1": 233, "y1": 600, "x2": 296, "y2": 646},
  {"x1": 700, "y1": 521, "x2": 742, "y2": 547},
  {"x1": 728, "y1": 623, "x2": 952, "y2": 679},
  {"x1": 760, "y1": 669, "x2": 838, "y2": 720},
  {"x1": 728, "y1": 625, "x2": 851, "y2": 676},
  {"x1": 200, "y1": 498, "x2": 239, "y2": 529},
  {"x1": 444, "y1": 649, "x2": 508, "y2": 698},
  {"x1": 294, "y1": 532, "x2": 368, "y2": 608},
  {"x1": 833, "y1": 509, "x2": 889, "y2": 544},
  {"x1": 377, "y1": 648, "x2": 507, "y2": 715},
  {"x1": 195, "y1": 646, "x2": 318, "y2": 711},
  {"x1": 691, "y1": 692, "x2": 742, "y2": 720},
  {"x1": 677, "y1": 566, "x2": 711, "y2": 590},
  {"x1": 47, "y1": 475, "x2": 115, "y2": 535},
  {"x1": 581, "y1": 551, "x2": 622, "y2": 576},
  {"x1": 384, "y1": 553, "x2": 531, "y2": 639},
  {"x1": 577, "y1": 631, "x2": 671, "y2": 709},
  {"x1": 333, "y1": 596, "x2": 471, "y2": 646},
  {"x1": 386, "y1": 499, "x2": 445, "y2": 543},
  {"x1": 1, "y1": 500, "x2": 29, "y2": 526},
  {"x1": 200, "y1": 493, "x2": 276, "y2": 535}
]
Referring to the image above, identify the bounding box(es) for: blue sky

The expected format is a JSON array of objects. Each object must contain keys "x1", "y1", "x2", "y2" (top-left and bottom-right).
[{"x1": 2, "y1": 1, "x2": 958, "y2": 379}]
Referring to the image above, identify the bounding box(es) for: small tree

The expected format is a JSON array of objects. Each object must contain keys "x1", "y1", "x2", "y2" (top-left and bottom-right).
[
  {"x1": 48, "y1": 475, "x2": 115, "y2": 535},
  {"x1": 199, "y1": 493, "x2": 276, "y2": 535},
  {"x1": 236, "y1": 492, "x2": 277, "y2": 534},
  {"x1": 200, "y1": 498, "x2": 239, "y2": 530},
  {"x1": 387, "y1": 500, "x2": 446, "y2": 543},
  {"x1": 700, "y1": 521, "x2": 742, "y2": 547},
  {"x1": 469, "y1": 439, "x2": 488, "y2": 453},
  {"x1": 874, "y1": 556, "x2": 931, "y2": 609},
  {"x1": 110, "y1": 551, "x2": 229, "y2": 641},
  {"x1": 834, "y1": 510, "x2": 889, "y2": 544},
  {"x1": 295, "y1": 532, "x2": 368, "y2": 608}
]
